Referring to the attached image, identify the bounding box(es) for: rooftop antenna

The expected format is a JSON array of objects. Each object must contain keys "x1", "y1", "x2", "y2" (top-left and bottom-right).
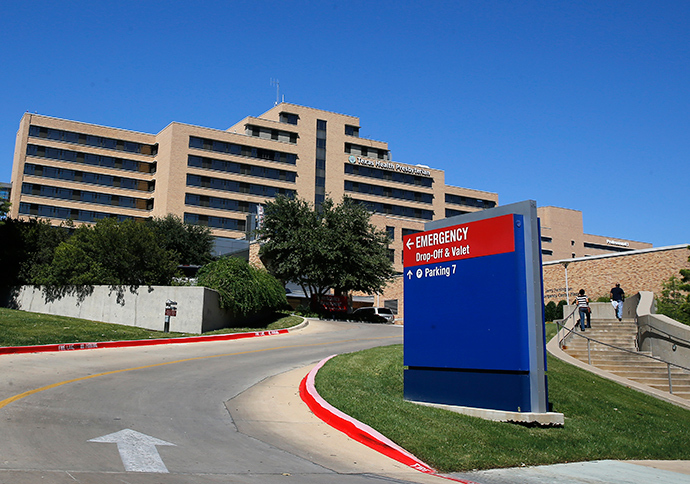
[{"x1": 270, "y1": 78, "x2": 280, "y2": 106}]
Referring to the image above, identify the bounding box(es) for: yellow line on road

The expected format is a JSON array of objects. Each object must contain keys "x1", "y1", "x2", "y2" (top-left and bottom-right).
[{"x1": 0, "y1": 336, "x2": 399, "y2": 410}]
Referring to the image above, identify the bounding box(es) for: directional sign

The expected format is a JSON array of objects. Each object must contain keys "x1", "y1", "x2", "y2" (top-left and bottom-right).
[
  {"x1": 403, "y1": 201, "x2": 551, "y2": 415},
  {"x1": 89, "y1": 429, "x2": 176, "y2": 473},
  {"x1": 403, "y1": 213, "x2": 515, "y2": 268}
]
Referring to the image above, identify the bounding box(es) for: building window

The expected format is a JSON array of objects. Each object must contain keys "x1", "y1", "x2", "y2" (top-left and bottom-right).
[
  {"x1": 542, "y1": 249, "x2": 553, "y2": 255},
  {"x1": 541, "y1": 236, "x2": 552, "y2": 243},
  {"x1": 402, "y1": 228, "x2": 421, "y2": 237},
  {"x1": 386, "y1": 226, "x2": 395, "y2": 241},
  {"x1": 446, "y1": 208, "x2": 468, "y2": 218},
  {"x1": 279, "y1": 112, "x2": 299, "y2": 125},
  {"x1": 345, "y1": 125, "x2": 360, "y2": 137},
  {"x1": 388, "y1": 249, "x2": 395, "y2": 263}
]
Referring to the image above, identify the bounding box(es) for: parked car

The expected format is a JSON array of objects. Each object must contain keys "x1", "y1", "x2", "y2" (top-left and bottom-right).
[{"x1": 353, "y1": 306, "x2": 395, "y2": 324}]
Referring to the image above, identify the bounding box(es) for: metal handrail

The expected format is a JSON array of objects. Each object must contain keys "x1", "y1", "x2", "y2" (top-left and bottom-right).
[
  {"x1": 637, "y1": 322, "x2": 690, "y2": 348},
  {"x1": 555, "y1": 319, "x2": 690, "y2": 395}
]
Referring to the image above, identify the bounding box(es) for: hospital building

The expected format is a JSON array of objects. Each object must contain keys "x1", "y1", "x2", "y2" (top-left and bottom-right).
[{"x1": 9, "y1": 103, "x2": 499, "y2": 274}]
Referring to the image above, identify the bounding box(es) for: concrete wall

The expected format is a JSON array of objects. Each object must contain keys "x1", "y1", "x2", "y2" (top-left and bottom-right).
[
  {"x1": 10, "y1": 285, "x2": 233, "y2": 334},
  {"x1": 636, "y1": 291, "x2": 690, "y2": 369}
]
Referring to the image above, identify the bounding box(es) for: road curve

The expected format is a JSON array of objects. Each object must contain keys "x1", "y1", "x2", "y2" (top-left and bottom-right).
[{"x1": 0, "y1": 319, "x2": 419, "y2": 484}]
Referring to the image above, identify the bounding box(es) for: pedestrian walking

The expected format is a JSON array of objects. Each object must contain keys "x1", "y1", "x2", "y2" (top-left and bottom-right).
[
  {"x1": 573, "y1": 289, "x2": 590, "y2": 331},
  {"x1": 610, "y1": 283, "x2": 625, "y2": 321}
]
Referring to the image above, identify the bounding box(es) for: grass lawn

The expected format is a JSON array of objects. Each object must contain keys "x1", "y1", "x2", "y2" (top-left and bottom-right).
[
  {"x1": 315, "y1": 322, "x2": 690, "y2": 472},
  {"x1": 0, "y1": 307, "x2": 302, "y2": 347}
]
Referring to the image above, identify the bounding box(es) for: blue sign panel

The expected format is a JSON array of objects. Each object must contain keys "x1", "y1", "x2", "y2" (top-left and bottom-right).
[{"x1": 403, "y1": 201, "x2": 548, "y2": 413}]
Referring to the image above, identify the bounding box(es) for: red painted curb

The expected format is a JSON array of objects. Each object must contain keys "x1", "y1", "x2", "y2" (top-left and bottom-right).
[
  {"x1": 299, "y1": 355, "x2": 477, "y2": 483},
  {"x1": 0, "y1": 328, "x2": 289, "y2": 356}
]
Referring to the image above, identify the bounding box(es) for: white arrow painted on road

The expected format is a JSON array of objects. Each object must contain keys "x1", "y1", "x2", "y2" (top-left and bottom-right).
[{"x1": 89, "y1": 429, "x2": 176, "y2": 473}]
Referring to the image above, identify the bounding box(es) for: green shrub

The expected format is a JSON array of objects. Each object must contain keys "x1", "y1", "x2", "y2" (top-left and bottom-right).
[
  {"x1": 544, "y1": 301, "x2": 557, "y2": 322},
  {"x1": 556, "y1": 299, "x2": 567, "y2": 319},
  {"x1": 197, "y1": 257, "x2": 287, "y2": 319}
]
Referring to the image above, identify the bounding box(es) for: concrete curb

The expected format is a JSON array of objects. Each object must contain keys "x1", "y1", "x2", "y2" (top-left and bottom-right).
[
  {"x1": 0, "y1": 317, "x2": 309, "y2": 356},
  {"x1": 299, "y1": 354, "x2": 477, "y2": 483}
]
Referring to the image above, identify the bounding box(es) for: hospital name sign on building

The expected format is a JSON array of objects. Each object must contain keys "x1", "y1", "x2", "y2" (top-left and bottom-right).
[{"x1": 347, "y1": 155, "x2": 432, "y2": 177}]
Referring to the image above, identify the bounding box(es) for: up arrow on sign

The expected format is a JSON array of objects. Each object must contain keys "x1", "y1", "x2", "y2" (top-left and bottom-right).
[{"x1": 89, "y1": 429, "x2": 176, "y2": 473}]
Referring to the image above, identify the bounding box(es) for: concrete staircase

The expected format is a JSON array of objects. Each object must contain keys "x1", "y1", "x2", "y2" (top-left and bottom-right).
[{"x1": 562, "y1": 319, "x2": 690, "y2": 401}]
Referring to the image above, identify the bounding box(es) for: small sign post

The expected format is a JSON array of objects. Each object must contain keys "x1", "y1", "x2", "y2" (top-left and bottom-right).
[{"x1": 164, "y1": 300, "x2": 177, "y2": 333}]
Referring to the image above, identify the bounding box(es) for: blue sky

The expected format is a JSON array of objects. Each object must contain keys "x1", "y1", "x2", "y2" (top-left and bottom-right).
[{"x1": 0, "y1": 1, "x2": 687, "y2": 247}]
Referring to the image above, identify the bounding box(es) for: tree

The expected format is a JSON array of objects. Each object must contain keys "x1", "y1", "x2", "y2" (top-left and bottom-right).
[
  {"x1": 196, "y1": 256, "x2": 287, "y2": 321},
  {"x1": 0, "y1": 200, "x2": 9, "y2": 223},
  {"x1": 38, "y1": 218, "x2": 178, "y2": 287},
  {"x1": 258, "y1": 195, "x2": 395, "y2": 302},
  {"x1": 0, "y1": 218, "x2": 71, "y2": 288},
  {"x1": 657, "y1": 273, "x2": 690, "y2": 327},
  {"x1": 147, "y1": 214, "x2": 214, "y2": 266}
]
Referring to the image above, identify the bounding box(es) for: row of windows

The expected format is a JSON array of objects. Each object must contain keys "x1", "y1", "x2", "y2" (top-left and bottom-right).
[
  {"x1": 345, "y1": 180, "x2": 434, "y2": 204},
  {"x1": 583, "y1": 242, "x2": 632, "y2": 252},
  {"x1": 26, "y1": 144, "x2": 156, "y2": 174},
  {"x1": 29, "y1": 125, "x2": 157, "y2": 156},
  {"x1": 446, "y1": 208, "x2": 470, "y2": 218},
  {"x1": 345, "y1": 143, "x2": 390, "y2": 160},
  {"x1": 245, "y1": 124, "x2": 298, "y2": 144},
  {"x1": 187, "y1": 155, "x2": 296, "y2": 182},
  {"x1": 21, "y1": 183, "x2": 152, "y2": 210},
  {"x1": 189, "y1": 136, "x2": 297, "y2": 165},
  {"x1": 24, "y1": 163, "x2": 155, "y2": 192},
  {"x1": 19, "y1": 202, "x2": 141, "y2": 223},
  {"x1": 445, "y1": 193, "x2": 496, "y2": 209},
  {"x1": 350, "y1": 198, "x2": 434, "y2": 221},
  {"x1": 187, "y1": 174, "x2": 295, "y2": 199},
  {"x1": 185, "y1": 193, "x2": 260, "y2": 214},
  {"x1": 315, "y1": 120, "x2": 327, "y2": 207},
  {"x1": 184, "y1": 212, "x2": 246, "y2": 232},
  {"x1": 344, "y1": 163, "x2": 433, "y2": 188}
]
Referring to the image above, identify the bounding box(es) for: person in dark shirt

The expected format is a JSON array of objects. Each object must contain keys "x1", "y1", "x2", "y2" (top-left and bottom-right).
[{"x1": 610, "y1": 283, "x2": 625, "y2": 321}]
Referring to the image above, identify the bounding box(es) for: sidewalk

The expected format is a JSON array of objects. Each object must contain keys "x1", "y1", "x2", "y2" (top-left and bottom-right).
[{"x1": 228, "y1": 362, "x2": 690, "y2": 484}]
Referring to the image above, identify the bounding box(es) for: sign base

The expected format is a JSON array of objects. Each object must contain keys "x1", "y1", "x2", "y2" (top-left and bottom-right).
[{"x1": 406, "y1": 399, "x2": 564, "y2": 427}]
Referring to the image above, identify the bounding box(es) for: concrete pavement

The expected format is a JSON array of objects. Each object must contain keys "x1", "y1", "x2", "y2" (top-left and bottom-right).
[{"x1": 228, "y1": 329, "x2": 690, "y2": 484}]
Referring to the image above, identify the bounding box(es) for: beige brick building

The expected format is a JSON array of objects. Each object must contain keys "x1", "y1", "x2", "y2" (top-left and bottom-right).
[
  {"x1": 538, "y1": 206, "x2": 652, "y2": 261},
  {"x1": 9, "y1": 104, "x2": 498, "y2": 316},
  {"x1": 543, "y1": 245, "x2": 690, "y2": 304}
]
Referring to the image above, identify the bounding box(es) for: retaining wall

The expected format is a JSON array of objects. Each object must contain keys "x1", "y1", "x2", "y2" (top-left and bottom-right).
[
  {"x1": 543, "y1": 244, "x2": 690, "y2": 304},
  {"x1": 7, "y1": 285, "x2": 232, "y2": 334}
]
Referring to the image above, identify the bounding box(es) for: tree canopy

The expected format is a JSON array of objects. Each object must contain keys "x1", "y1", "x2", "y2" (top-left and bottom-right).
[
  {"x1": 38, "y1": 218, "x2": 178, "y2": 287},
  {"x1": 657, "y1": 248, "x2": 690, "y2": 325},
  {"x1": 257, "y1": 195, "x2": 395, "y2": 299},
  {"x1": 148, "y1": 214, "x2": 214, "y2": 266},
  {"x1": 197, "y1": 256, "x2": 287, "y2": 320}
]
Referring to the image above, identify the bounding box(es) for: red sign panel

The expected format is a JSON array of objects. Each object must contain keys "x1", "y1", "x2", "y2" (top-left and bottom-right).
[
  {"x1": 165, "y1": 309, "x2": 177, "y2": 316},
  {"x1": 403, "y1": 214, "x2": 515, "y2": 268}
]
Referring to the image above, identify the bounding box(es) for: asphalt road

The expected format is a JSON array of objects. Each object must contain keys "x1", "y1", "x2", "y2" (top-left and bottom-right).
[{"x1": 0, "y1": 320, "x2": 410, "y2": 484}]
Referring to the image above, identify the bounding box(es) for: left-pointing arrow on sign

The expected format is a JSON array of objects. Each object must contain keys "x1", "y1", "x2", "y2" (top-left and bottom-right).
[{"x1": 89, "y1": 428, "x2": 176, "y2": 473}]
